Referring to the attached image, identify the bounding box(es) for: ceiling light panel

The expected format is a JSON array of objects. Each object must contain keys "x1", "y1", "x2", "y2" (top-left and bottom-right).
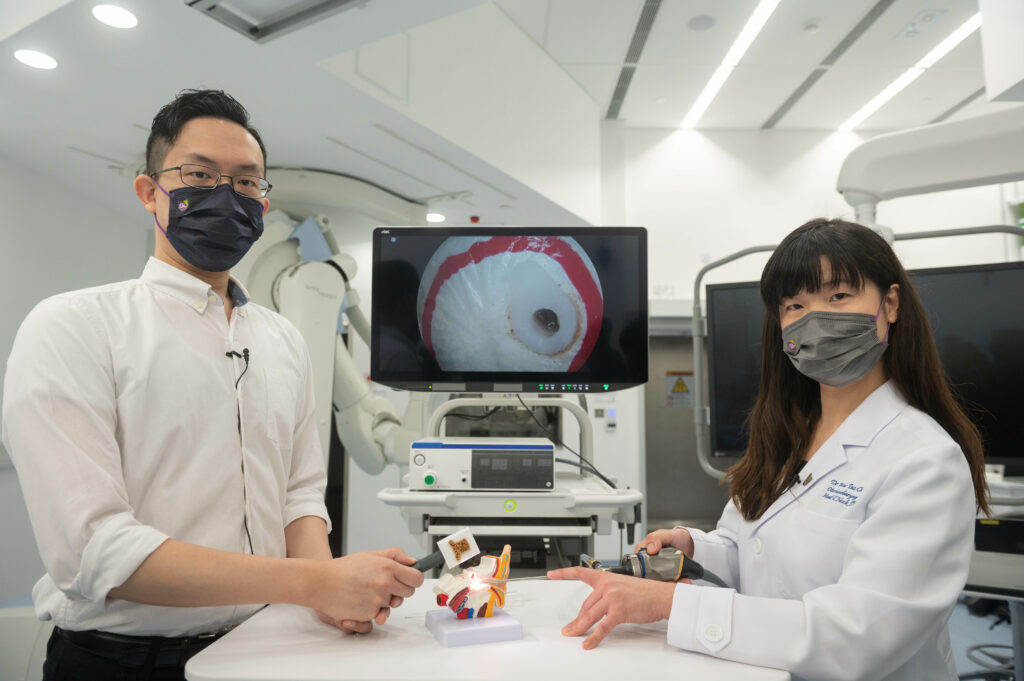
[
  {"x1": 815, "y1": 0, "x2": 978, "y2": 68},
  {"x1": 843, "y1": 32, "x2": 987, "y2": 130},
  {"x1": 681, "y1": 0, "x2": 781, "y2": 128},
  {"x1": 838, "y1": 12, "x2": 981, "y2": 130},
  {"x1": 617, "y1": 0, "x2": 752, "y2": 127},
  {"x1": 779, "y1": 1, "x2": 983, "y2": 130}
]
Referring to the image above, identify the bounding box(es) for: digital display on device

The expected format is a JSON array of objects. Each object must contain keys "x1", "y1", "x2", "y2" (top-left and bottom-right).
[{"x1": 370, "y1": 227, "x2": 648, "y2": 393}]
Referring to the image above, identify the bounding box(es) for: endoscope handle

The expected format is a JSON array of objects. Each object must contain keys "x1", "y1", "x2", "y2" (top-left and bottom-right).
[
  {"x1": 412, "y1": 551, "x2": 445, "y2": 572},
  {"x1": 636, "y1": 548, "x2": 706, "y2": 582}
]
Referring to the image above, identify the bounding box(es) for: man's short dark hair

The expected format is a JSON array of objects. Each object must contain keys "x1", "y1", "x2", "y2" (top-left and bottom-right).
[{"x1": 145, "y1": 89, "x2": 267, "y2": 175}]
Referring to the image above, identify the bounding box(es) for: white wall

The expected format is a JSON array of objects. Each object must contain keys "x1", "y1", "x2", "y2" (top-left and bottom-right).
[
  {"x1": 0, "y1": 152, "x2": 147, "y2": 604},
  {"x1": 623, "y1": 128, "x2": 1018, "y2": 303}
]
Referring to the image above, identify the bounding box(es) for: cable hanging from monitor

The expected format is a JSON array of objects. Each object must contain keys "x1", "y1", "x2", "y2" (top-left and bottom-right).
[
  {"x1": 514, "y1": 393, "x2": 617, "y2": 489},
  {"x1": 439, "y1": 407, "x2": 503, "y2": 423}
]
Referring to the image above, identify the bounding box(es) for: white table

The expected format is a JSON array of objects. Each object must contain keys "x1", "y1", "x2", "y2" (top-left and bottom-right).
[{"x1": 186, "y1": 580, "x2": 789, "y2": 681}]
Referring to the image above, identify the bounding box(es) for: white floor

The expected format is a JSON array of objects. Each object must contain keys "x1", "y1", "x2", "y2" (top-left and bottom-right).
[{"x1": 949, "y1": 596, "x2": 1015, "y2": 677}]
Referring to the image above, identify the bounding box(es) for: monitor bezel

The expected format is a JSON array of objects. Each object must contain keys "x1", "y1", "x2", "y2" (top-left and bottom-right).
[
  {"x1": 705, "y1": 260, "x2": 1024, "y2": 475},
  {"x1": 369, "y1": 225, "x2": 649, "y2": 394},
  {"x1": 706, "y1": 280, "x2": 762, "y2": 458}
]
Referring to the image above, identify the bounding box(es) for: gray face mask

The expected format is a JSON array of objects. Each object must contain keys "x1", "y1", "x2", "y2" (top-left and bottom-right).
[{"x1": 781, "y1": 303, "x2": 889, "y2": 387}]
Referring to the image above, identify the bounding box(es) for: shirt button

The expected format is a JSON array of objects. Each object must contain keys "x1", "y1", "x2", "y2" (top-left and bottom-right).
[
  {"x1": 704, "y1": 624, "x2": 724, "y2": 643},
  {"x1": 752, "y1": 537, "x2": 763, "y2": 555},
  {"x1": 193, "y1": 302, "x2": 203, "y2": 311}
]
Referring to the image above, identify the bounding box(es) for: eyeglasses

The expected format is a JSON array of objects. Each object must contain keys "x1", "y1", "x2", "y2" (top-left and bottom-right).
[{"x1": 151, "y1": 164, "x2": 272, "y2": 198}]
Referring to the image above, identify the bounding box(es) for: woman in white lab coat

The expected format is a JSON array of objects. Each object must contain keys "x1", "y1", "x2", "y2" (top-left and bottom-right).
[{"x1": 550, "y1": 218, "x2": 990, "y2": 681}]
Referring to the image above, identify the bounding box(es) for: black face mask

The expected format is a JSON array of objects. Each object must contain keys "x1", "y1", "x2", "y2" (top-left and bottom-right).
[{"x1": 154, "y1": 183, "x2": 264, "y2": 272}]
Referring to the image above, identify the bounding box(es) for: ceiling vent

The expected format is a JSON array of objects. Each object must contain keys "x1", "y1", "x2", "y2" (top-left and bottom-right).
[
  {"x1": 606, "y1": 0, "x2": 662, "y2": 119},
  {"x1": 185, "y1": 0, "x2": 369, "y2": 44}
]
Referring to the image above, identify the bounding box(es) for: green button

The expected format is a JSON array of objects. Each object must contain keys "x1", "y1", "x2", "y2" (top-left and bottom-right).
[{"x1": 424, "y1": 474, "x2": 436, "y2": 485}]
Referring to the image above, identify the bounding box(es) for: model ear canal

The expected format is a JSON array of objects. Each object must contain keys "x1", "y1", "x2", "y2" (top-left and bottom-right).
[
  {"x1": 532, "y1": 308, "x2": 560, "y2": 336},
  {"x1": 508, "y1": 260, "x2": 579, "y2": 356}
]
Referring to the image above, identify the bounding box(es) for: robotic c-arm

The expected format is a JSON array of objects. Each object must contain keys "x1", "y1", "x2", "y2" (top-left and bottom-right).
[{"x1": 233, "y1": 208, "x2": 420, "y2": 474}]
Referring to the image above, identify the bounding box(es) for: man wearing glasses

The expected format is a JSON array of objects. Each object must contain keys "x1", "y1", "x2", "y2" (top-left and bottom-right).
[{"x1": 2, "y1": 89, "x2": 423, "y2": 680}]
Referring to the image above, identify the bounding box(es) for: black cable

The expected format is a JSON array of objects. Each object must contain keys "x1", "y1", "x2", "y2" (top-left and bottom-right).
[
  {"x1": 699, "y1": 568, "x2": 728, "y2": 588},
  {"x1": 555, "y1": 457, "x2": 617, "y2": 489},
  {"x1": 226, "y1": 349, "x2": 250, "y2": 389},
  {"x1": 440, "y1": 407, "x2": 502, "y2": 423},
  {"x1": 226, "y1": 348, "x2": 254, "y2": 555},
  {"x1": 515, "y1": 393, "x2": 617, "y2": 488}
]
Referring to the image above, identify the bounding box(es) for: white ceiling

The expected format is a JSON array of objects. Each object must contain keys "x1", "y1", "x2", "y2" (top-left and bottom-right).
[
  {"x1": 0, "y1": 0, "x2": 1020, "y2": 228},
  {"x1": 495, "y1": 0, "x2": 1018, "y2": 129}
]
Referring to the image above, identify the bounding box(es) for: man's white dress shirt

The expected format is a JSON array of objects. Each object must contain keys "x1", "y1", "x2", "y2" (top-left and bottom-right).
[{"x1": 2, "y1": 257, "x2": 330, "y2": 636}]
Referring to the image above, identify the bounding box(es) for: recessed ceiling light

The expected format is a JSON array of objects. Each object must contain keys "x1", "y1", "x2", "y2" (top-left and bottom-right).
[
  {"x1": 92, "y1": 5, "x2": 138, "y2": 29},
  {"x1": 14, "y1": 50, "x2": 58, "y2": 70},
  {"x1": 426, "y1": 213, "x2": 446, "y2": 223}
]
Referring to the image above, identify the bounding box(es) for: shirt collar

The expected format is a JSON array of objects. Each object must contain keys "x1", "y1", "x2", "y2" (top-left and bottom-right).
[
  {"x1": 140, "y1": 257, "x2": 250, "y2": 315},
  {"x1": 752, "y1": 380, "x2": 908, "y2": 533},
  {"x1": 830, "y1": 379, "x2": 907, "y2": 449}
]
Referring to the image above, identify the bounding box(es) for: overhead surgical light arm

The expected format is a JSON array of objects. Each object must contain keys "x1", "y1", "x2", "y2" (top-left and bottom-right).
[{"x1": 837, "y1": 107, "x2": 1024, "y2": 228}]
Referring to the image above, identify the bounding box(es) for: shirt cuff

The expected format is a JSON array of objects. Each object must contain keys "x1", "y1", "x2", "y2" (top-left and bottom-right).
[
  {"x1": 283, "y1": 501, "x2": 332, "y2": 535},
  {"x1": 667, "y1": 583, "x2": 736, "y2": 654},
  {"x1": 73, "y1": 513, "x2": 169, "y2": 603}
]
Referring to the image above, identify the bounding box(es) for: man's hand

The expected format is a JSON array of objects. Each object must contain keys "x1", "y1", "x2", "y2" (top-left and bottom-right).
[
  {"x1": 635, "y1": 527, "x2": 694, "y2": 557},
  {"x1": 305, "y1": 548, "x2": 423, "y2": 624},
  {"x1": 315, "y1": 594, "x2": 406, "y2": 634},
  {"x1": 547, "y1": 567, "x2": 677, "y2": 650}
]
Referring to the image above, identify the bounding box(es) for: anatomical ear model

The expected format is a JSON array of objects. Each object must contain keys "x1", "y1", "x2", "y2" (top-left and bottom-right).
[
  {"x1": 433, "y1": 545, "x2": 512, "y2": 619},
  {"x1": 417, "y1": 236, "x2": 603, "y2": 372}
]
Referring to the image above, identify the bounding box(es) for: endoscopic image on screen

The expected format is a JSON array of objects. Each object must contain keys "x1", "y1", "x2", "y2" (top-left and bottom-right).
[
  {"x1": 371, "y1": 229, "x2": 647, "y2": 390},
  {"x1": 417, "y1": 235, "x2": 602, "y2": 372}
]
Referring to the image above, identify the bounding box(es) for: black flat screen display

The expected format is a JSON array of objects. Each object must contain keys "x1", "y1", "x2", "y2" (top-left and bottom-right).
[
  {"x1": 370, "y1": 227, "x2": 648, "y2": 393},
  {"x1": 707, "y1": 261, "x2": 1024, "y2": 475}
]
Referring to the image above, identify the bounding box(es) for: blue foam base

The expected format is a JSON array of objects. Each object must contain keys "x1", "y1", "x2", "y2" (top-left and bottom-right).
[{"x1": 424, "y1": 608, "x2": 522, "y2": 647}]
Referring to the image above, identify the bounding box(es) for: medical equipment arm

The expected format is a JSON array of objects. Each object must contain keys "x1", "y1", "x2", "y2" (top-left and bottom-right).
[
  {"x1": 837, "y1": 106, "x2": 1024, "y2": 226},
  {"x1": 264, "y1": 240, "x2": 418, "y2": 475},
  {"x1": 327, "y1": 263, "x2": 419, "y2": 475}
]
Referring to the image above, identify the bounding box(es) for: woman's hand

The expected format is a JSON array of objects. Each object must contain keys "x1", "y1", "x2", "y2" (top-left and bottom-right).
[
  {"x1": 547, "y1": 567, "x2": 677, "y2": 649},
  {"x1": 635, "y1": 527, "x2": 694, "y2": 557}
]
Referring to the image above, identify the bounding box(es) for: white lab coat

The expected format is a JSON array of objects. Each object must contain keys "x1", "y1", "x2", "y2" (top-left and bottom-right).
[{"x1": 666, "y1": 380, "x2": 975, "y2": 681}]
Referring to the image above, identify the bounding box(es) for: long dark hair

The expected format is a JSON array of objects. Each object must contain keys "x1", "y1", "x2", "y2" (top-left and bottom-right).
[{"x1": 726, "y1": 218, "x2": 989, "y2": 520}]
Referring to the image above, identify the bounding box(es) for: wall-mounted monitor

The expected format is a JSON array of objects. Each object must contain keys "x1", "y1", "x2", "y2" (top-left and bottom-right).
[
  {"x1": 370, "y1": 227, "x2": 648, "y2": 393},
  {"x1": 705, "y1": 261, "x2": 1024, "y2": 475}
]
